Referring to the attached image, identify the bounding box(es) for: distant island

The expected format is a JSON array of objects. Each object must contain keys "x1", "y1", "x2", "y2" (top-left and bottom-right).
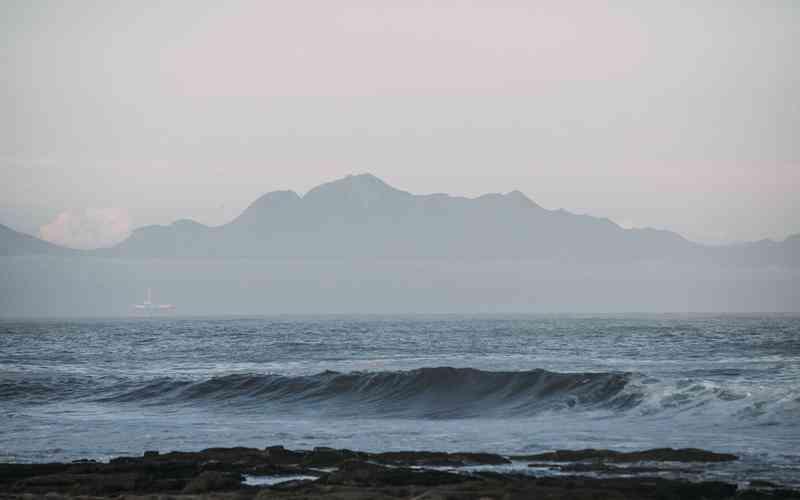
[
  {"x1": 3, "y1": 174, "x2": 798, "y2": 267},
  {"x1": 1, "y1": 174, "x2": 798, "y2": 316}
]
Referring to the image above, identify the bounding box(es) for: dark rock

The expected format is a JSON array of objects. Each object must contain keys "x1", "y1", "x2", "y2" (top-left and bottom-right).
[
  {"x1": 530, "y1": 476, "x2": 738, "y2": 500},
  {"x1": 302, "y1": 447, "x2": 366, "y2": 467},
  {"x1": 738, "y1": 489, "x2": 800, "y2": 499},
  {"x1": 150, "y1": 477, "x2": 188, "y2": 491},
  {"x1": 182, "y1": 471, "x2": 242, "y2": 493},
  {"x1": 654, "y1": 479, "x2": 738, "y2": 500},
  {"x1": 0, "y1": 463, "x2": 71, "y2": 486},
  {"x1": 13, "y1": 472, "x2": 147, "y2": 496},
  {"x1": 11, "y1": 473, "x2": 81, "y2": 493},
  {"x1": 325, "y1": 460, "x2": 387, "y2": 483},
  {"x1": 3, "y1": 445, "x2": 797, "y2": 500},
  {"x1": 77, "y1": 473, "x2": 145, "y2": 495},
  {"x1": 750, "y1": 480, "x2": 779, "y2": 488},
  {"x1": 322, "y1": 459, "x2": 472, "y2": 487},
  {"x1": 264, "y1": 445, "x2": 306, "y2": 465},
  {"x1": 248, "y1": 463, "x2": 320, "y2": 477},
  {"x1": 372, "y1": 450, "x2": 510, "y2": 467},
  {"x1": 529, "y1": 461, "x2": 699, "y2": 475},
  {"x1": 198, "y1": 446, "x2": 270, "y2": 466},
  {"x1": 67, "y1": 458, "x2": 199, "y2": 479},
  {"x1": 512, "y1": 447, "x2": 738, "y2": 463}
]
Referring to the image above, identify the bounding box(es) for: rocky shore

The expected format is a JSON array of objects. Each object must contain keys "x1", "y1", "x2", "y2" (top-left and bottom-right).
[{"x1": 1, "y1": 446, "x2": 798, "y2": 500}]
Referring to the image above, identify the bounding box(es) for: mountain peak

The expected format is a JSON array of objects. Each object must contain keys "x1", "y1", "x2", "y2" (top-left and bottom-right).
[
  {"x1": 304, "y1": 174, "x2": 410, "y2": 206},
  {"x1": 505, "y1": 190, "x2": 540, "y2": 208},
  {"x1": 474, "y1": 190, "x2": 540, "y2": 209},
  {"x1": 233, "y1": 189, "x2": 301, "y2": 226},
  {"x1": 306, "y1": 173, "x2": 399, "y2": 193},
  {"x1": 348, "y1": 172, "x2": 384, "y2": 183}
]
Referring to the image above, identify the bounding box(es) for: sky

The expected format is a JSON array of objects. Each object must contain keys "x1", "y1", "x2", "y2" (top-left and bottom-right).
[{"x1": 2, "y1": 0, "x2": 798, "y2": 248}]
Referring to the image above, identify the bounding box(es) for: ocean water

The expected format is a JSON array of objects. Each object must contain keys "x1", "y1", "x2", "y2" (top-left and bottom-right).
[{"x1": 1, "y1": 315, "x2": 799, "y2": 485}]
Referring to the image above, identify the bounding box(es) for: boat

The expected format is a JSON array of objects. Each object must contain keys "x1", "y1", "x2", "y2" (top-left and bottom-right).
[{"x1": 131, "y1": 288, "x2": 176, "y2": 314}]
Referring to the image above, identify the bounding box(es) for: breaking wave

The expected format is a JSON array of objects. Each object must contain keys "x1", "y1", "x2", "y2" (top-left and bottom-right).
[
  {"x1": 97, "y1": 367, "x2": 639, "y2": 418},
  {"x1": 4, "y1": 367, "x2": 634, "y2": 418},
  {"x1": 3, "y1": 367, "x2": 797, "y2": 421}
]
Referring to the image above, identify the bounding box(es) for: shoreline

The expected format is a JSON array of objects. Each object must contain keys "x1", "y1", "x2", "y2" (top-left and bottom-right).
[{"x1": 2, "y1": 446, "x2": 798, "y2": 500}]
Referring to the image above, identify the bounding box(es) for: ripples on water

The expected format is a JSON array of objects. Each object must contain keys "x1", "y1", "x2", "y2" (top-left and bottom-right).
[{"x1": 1, "y1": 315, "x2": 798, "y2": 485}]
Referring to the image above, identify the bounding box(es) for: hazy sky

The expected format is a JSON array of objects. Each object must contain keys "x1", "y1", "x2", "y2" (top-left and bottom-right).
[{"x1": 2, "y1": 1, "x2": 798, "y2": 247}]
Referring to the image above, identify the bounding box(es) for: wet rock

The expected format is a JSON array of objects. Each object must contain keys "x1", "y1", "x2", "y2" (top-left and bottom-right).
[
  {"x1": 372, "y1": 451, "x2": 510, "y2": 467},
  {"x1": 529, "y1": 476, "x2": 738, "y2": 500},
  {"x1": 302, "y1": 447, "x2": 366, "y2": 467},
  {"x1": 68, "y1": 458, "x2": 199, "y2": 479},
  {"x1": 529, "y1": 461, "x2": 700, "y2": 475},
  {"x1": 10, "y1": 473, "x2": 81, "y2": 494},
  {"x1": 264, "y1": 445, "x2": 305, "y2": 465},
  {"x1": 653, "y1": 479, "x2": 738, "y2": 500},
  {"x1": 260, "y1": 474, "x2": 746, "y2": 500},
  {"x1": 248, "y1": 463, "x2": 320, "y2": 477},
  {"x1": 750, "y1": 480, "x2": 779, "y2": 488},
  {"x1": 323, "y1": 460, "x2": 387, "y2": 483},
  {"x1": 3, "y1": 445, "x2": 798, "y2": 500},
  {"x1": 255, "y1": 484, "x2": 404, "y2": 500},
  {"x1": 0, "y1": 464, "x2": 71, "y2": 486},
  {"x1": 512, "y1": 447, "x2": 738, "y2": 463},
  {"x1": 150, "y1": 477, "x2": 188, "y2": 491},
  {"x1": 12, "y1": 472, "x2": 147, "y2": 496},
  {"x1": 198, "y1": 446, "x2": 271, "y2": 467},
  {"x1": 118, "y1": 446, "x2": 270, "y2": 469},
  {"x1": 182, "y1": 471, "x2": 242, "y2": 493},
  {"x1": 108, "y1": 446, "x2": 277, "y2": 475},
  {"x1": 321, "y1": 459, "x2": 472, "y2": 487},
  {"x1": 738, "y1": 489, "x2": 800, "y2": 499}
]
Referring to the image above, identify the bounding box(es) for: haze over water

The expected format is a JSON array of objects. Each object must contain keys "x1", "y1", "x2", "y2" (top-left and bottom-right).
[{"x1": 2, "y1": 315, "x2": 798, "y2": 486}]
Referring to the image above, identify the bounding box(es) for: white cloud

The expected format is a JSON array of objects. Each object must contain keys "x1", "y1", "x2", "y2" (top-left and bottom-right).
[{"x1": 39, "y1": 208, "x2": 132, "y2": 249}]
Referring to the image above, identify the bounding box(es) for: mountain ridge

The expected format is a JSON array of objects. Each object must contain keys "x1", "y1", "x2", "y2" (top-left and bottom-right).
[
  {"x1": 103, "y1": 173, "x2": 698, "y2": 260},
  {"x1": 1, "y1": 174, "x2": 797, "y2": 267},
  {"x1": 0, "y1": 223, "x2": 78, "y2": 257},
  {"x1": 98, "y1": 174, "x2": 795, "y2": 266}
]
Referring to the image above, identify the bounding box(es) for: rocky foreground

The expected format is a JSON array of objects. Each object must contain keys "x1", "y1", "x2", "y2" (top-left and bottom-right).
[{"x1": 1, "y1": 446, "x2": 798, "y2": 500}]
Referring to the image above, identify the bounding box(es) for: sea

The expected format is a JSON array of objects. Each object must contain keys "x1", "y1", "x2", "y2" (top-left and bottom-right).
[{"x1": 1, "y1": 315, "x2": 799, "y2": 486}]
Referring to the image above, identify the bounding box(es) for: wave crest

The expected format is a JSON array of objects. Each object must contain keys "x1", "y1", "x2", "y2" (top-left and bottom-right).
[
  {"x1": 10, "y1": 367, "x2": 794, "y2": 422},
  {"x1": 94, "y1": 367, "x2": 636, "y2": 418}
]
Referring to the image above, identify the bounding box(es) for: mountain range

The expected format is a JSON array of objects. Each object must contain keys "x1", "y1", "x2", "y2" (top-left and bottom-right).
[
  {"x1": 0, "y1": 222, "x2": 77, "y2": 257},
  {"x1": 2, "y1": 173, "x2": 798, "y2": 266}
]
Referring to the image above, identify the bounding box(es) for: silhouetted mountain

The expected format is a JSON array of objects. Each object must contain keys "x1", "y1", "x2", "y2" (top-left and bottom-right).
[
  {"x1": 93, "y1": 173, "x2": 797, "y2": 267},
  {"x1": 3, "y1": 175, "x2": 797, "y2": 268},
  {"x1": 0, "y1": 223, "x2": 77, "y2": 256},
  {"x1": 103, "y1": 174, "x2": 699, "y2": 261},
  {"x1": 716, "y1": 233, "x2": 800, "y2": 268}
]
